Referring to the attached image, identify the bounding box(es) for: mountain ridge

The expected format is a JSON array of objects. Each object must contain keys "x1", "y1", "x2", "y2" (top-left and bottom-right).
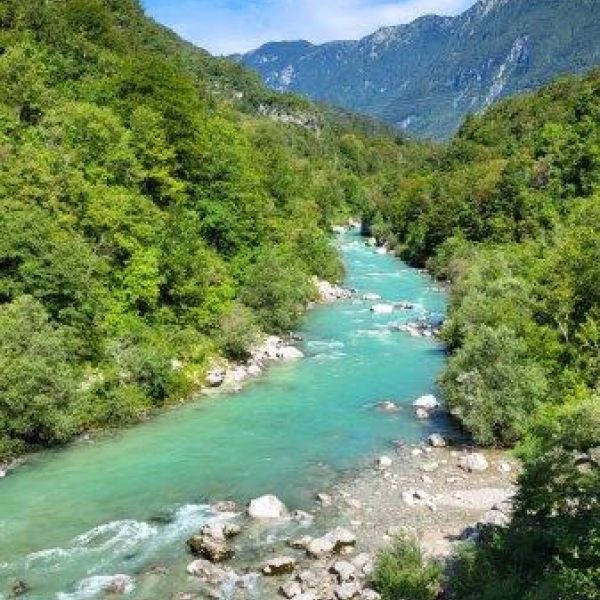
[{"x1": 235, "y1": 0, "x2": 600, "y2": 138}]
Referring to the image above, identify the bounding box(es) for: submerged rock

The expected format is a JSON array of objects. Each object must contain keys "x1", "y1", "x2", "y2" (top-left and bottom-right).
[
  {"x1": 307, "y1": 528, "x2": 357, "y2": 559},
  {"x1": 376, "y1": 401, "x2": 399, "y2": 413},
  {"x1": 278, "y1": 346, "x2": 305, "y2": 361},
  {"x1": 248, "y1": 494, "x2": 289, "y2": 519},
  {"x1": 362, "y1": 293, "x2": 382, "y2": 302},
  {"x1": 186, "y1": 534, "x2": 234, "y2": 563}
]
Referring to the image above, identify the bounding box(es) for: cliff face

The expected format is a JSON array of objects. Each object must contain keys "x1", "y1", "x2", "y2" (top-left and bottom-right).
[{"x1": 236, "y1": 0, "x2": 600, "y2": 139}]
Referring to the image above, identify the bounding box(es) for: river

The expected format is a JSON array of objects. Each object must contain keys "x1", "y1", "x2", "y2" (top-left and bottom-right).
[{"x1": 0, "y1": 231, "x2": 446, "y2": 599}]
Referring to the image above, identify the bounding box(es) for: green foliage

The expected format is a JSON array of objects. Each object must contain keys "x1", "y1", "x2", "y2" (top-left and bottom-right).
[
  {"x1": 441, "y1": 325, "x2": 548, "y2": 446},
  {"x1": 0, "y1": 0, "x2": 402, "y2": 458},
  {"x1": 0, "y1": 297, "x2": 79, "y2": 455},
  {"x1": 371, "y1": 68, "x2": 600, "y2": 599},
  {"x1": 371, "y1": 536, "x2": 442, "y2": 600}
]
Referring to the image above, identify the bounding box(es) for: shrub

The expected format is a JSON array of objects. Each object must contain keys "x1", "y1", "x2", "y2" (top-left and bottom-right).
[{"x1": 371, "y1": 536, "x2": 442, "y2": 600}]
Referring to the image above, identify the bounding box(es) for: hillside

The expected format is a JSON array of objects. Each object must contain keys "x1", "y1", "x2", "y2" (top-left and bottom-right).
[
  {"x1": 0, "y1": 0, "x2": 404, "y2": 458},
  {"x1": 369, "y1": 67, "x2": 600, "y2": 599},
  {"x1": 236, "y1": 0, "x2": 600, "y2": 138}
]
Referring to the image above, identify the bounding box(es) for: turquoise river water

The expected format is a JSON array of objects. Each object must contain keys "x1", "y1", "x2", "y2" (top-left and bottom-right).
[{"x1": 0, "y1": 232, "x2": 446, "y2": 599}]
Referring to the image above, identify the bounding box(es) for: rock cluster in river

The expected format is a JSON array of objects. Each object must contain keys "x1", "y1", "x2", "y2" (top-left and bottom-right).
[
  {"x1": 205, "y1": 335, "x2": 305, "y2": 393},
  {"x1": 182, "y1": 494, "x2": 383, "y2": 600},
  {"x1": 313, "y1": 277, "x2": 353, "y2": 303}
]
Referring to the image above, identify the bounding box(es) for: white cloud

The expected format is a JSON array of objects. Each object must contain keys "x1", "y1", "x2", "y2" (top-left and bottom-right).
[{"x1": 147, "y1": 0, "x2": 477, "y2": 55}]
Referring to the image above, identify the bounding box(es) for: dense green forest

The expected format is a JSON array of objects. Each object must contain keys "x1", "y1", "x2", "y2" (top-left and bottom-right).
[
  {"x1": 0, "y1": 0, "x2": 404, "y2": 458},
  {"x1": 1, "y1": 1, "x2": 598, "y2": 597},
  {"x1": 370, "y1": 70, "x2": 600, "y2": 599}
]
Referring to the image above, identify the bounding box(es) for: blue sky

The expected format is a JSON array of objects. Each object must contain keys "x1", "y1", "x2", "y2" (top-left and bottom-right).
[{"x1": 143, "y1": 0, "x2": 477, "y2": 55}]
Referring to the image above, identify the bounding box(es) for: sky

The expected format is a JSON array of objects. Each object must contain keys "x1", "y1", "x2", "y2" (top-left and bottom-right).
[{"x1": 143, "y1": 0, "x2": 478, "y2": 55}]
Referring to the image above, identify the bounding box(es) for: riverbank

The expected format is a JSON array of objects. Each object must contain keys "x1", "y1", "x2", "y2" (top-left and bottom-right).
[
  {"x1": 0, "y1": 231, "x2": 449, "y2": 600},
  {"x1": 163, "y1": 439, "x2": 516, "y2": 600}
]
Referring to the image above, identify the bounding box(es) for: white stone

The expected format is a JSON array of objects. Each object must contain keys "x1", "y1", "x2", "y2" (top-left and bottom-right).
[
  {"x1": 280, "y1": 580, "x2": 302, "y2": 598},
  {"x1": 459, "y1": 453, "x2": 489, "y2": 472},
  {"x1": 497, "y1": 462, "x2": 512, "y2": 473},
  {"x1": 331, "y1": 561, "x2": 356, "y2": 583},
  {"x1": 370, "y1": 304, "x2": 394, "y2": 314},
  {"x1": 377, "y1": 455, "x2": 393, "y2": 470},
  {"x1": 206, "y1": 368, "x2": 226, "y2": 387},
  {"x1": 335, "y1": 582, "x2": 360, "y2": 599},
  {"x1": 413, "y1": 395, "x2": 439, "y2": 409},
  {"x1": 415, "y1": 408, "x2": 429, "y2": 419},
  {"x1": 248, "y1": 495, "x2": 289, "y2": 519}
]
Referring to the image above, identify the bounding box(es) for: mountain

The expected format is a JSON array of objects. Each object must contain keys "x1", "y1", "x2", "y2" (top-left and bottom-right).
[{"x1": 235, "y1": 0, "x2": 600, "y2": 138}]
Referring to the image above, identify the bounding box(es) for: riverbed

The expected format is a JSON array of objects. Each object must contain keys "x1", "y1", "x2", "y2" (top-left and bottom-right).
[{"x1": 0, "y1": 231, "x2": 447, "y2": 599}]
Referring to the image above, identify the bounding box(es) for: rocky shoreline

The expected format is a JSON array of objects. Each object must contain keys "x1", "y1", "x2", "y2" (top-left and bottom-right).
[
  {"x1": 149, "y1": 393, "x2": 516, "y2": 600},
  {"x1": 161, "y1": 431, "x2": 516, "y2": 600},
  {"x1": 202, "y1": 278, "x2": 352, "y2": 396}
]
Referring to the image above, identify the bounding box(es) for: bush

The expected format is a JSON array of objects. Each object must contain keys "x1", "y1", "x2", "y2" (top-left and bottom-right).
[
  {"x1": 0, "y1": 296, "x2": 79, "y2": 454},
  {"x1": 441, "y1": 326, "x2": 548, "y2": 446},
  {"x1": 371, "y1": 536, "x2": 442, "y2": 600},
  {"x1": 218, "y1": 303, "x2": 260, "y2": 361}
]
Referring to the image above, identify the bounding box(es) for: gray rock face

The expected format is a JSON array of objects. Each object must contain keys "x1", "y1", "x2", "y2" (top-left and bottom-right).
[{"x1": 248, "y1": 494, "x2": 289, "y2": 519}]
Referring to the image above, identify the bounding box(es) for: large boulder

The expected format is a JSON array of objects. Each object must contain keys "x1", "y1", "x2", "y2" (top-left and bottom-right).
[
  {"x1": 413, "y1": 395, "x2": 439, "y2": 410},
  {"x1": 248, "y1": 494, "x2": 289, "y2": 519},
  {"x1": 186, "y1": 534, "x2": 233, "y2": 563},
  {"x1": 307, "y1": 528, "x2": 356, "y2": 558},
  {"x1": 459, "y1": 453, "x2": 489, "y2": 472},
  {"x1": 376, "y1": 456, "x2": 393, "y2": 470},
  {"x1": 262, "y1": 556, "x2": 296, "y2": 576}
]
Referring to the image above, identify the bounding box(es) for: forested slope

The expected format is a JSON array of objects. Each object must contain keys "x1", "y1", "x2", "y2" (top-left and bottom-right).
[
  {"x1": 0, "y1": 0, "x2": 404, "y2": 458},
  {"x1": 370, "y1": 69, "x2": 600, "y2": 599}
]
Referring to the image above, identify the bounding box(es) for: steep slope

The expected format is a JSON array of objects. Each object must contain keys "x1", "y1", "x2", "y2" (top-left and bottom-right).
[{"x1": 236, "y1": 0, "x2": 600, "y2": 138}]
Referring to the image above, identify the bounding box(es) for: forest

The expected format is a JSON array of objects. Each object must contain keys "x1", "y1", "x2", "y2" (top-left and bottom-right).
[
  {"x1": 370, "y1": 69, "x2": 600, "y2": 599},
  {"x1": 0, "y1": 1, "x2": 598, "y2": 598},
  {"x1": 0, "y1": 0, "x2": 404, "y2": 458}
]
